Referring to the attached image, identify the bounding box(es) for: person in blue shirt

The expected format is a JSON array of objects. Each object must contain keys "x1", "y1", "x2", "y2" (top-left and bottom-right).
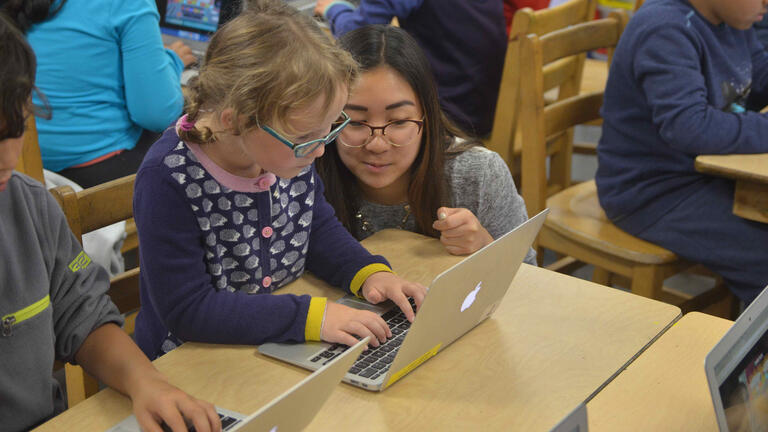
[
  {"x1": 313, "y1": 0, "x2": 507, "y2": 138},
  {"x1": 2, "y1": 0, "x2": 195, "y2": 188},
  {"x1": 596, "y1": 0, "x2": 768, "y2": 303}
]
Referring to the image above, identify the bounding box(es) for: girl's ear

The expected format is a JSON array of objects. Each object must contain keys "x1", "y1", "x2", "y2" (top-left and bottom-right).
[{"x1": 219, "y1": 108, "x2": 236, "y2": 130}]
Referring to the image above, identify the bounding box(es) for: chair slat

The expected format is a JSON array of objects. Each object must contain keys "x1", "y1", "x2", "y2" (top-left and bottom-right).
[
  {"x1": 544, "y1": 91, "x2": 604, "y2": 137},
  {"x1": 540, "y1": 18, "x2": 621, "y2": 65},
  {"x1": 77, "y1": 174, "x2": 136, "y2": 234},
  {"x1": 525, "y1": 0, "x2": 595, "y2": 35},
  {"x1": 542, "y1": 56, "x2": 580, "y2": 92}
]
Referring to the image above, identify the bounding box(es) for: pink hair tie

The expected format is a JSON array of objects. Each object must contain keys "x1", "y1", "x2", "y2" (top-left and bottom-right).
[{"x1": 177, "y1": 114, "x2": 196, "y2": 132}]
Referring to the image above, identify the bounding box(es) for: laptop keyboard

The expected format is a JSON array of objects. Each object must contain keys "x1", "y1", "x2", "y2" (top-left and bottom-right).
[
  {"x1": 169, "y1": 412, "x2": 241, "y2": 432},
  {"x1": 309, "y1": 298, "x2": 417, "y2": 381}
]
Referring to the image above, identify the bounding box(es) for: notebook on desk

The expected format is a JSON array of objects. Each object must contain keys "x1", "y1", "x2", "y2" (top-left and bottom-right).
[
  {"x1": 107, "y1": 337, "x2": 368, "y2": 432},
  {"x1": 706, "y1": 285, "x2": 768, "y2": 432},
  {"x1": 259, "y1": 209, "x2": 548, "y2": 392}
]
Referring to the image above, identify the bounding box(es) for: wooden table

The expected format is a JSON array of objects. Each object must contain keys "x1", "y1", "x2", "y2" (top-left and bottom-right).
[
  {"x1": 588, "y1": 312, "x2": 733, "y2": 431},
  {"x1": 695, "y1": 154, "x2": 768, "y2": 223},
  {"x1": 35, "y1": 229, "x2": 681, "y2": 432}
]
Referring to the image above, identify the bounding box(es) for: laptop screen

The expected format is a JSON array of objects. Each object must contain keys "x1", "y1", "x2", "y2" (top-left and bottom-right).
[
  {"x1": 163, "y1": 0, "x2": 221, "y2": 33},
  {"x1": 157, "y1": 0, "x2": 241, "y2": 41},
  {"x1": 714, "y1": 305, "x2": 768, "y2": 431}
]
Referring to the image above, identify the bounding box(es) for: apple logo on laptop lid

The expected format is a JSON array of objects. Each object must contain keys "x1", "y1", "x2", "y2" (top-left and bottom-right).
[{"x1": 462, "y1": 282, "x2": 481, "y2": 312}]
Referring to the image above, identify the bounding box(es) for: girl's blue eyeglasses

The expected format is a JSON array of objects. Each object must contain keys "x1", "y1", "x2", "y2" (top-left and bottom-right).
[{"x1": 261, "y1": 111, "x2": 351, "y2": 158}]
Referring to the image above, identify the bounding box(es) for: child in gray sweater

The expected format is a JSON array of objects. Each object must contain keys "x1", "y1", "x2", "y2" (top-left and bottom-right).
[{"x1": 0, "y1": 13, "x2": 220, "y2": 432}]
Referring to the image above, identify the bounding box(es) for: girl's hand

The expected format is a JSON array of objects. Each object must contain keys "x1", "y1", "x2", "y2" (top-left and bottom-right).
[
  {"x1": 321, "y1": 302, "x2": 391, "y2": 347},
  {"x1": 128, "y1": 373, "x2": 221, "y2": 432},
  {"x1": 432, "y1": 207, "x2": 494, "y2": 256},
  {"x1": 314, "y1": 0, "x2": 334, "y2": 16},
  {"x1": 166, "y1": 41, "x2": 197, "y2": 68},
  {"x1": 361, "y1": 272, "x2": 427, "y2": 322}
]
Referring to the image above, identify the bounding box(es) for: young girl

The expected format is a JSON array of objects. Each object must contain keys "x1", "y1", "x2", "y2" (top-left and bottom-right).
[
  {"x1": 315, "y1": 25, "x2": 535, "y2": 262},
  {"x1": 133, "y1": 1, "x2": 426, "y2": 360},
  {"x1": 0, "y1": 14, "x2": 219, "y2": 432}
]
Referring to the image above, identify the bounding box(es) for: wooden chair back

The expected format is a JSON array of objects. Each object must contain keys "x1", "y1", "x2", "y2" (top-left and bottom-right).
[
  {"x1": 520, "y1": 12, "x2": 627, "y2": 216},
  {"x1": 16, "y1": 115, "x2": 45, "y2": 183},
  {"x1": 487, "y1": 0, "x2": 598, "y2": 169},
  {"x1": 635, "y1": 0, "x2": 645, "y2": 11},
  {"x1": 49, "y1": 174, "x2": 139, "y2": 407}
]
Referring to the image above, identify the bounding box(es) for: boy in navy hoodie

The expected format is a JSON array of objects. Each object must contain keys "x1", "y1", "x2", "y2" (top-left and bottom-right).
[{"x1": 596, "y1": 0, "x2": 768, "y2": 303}]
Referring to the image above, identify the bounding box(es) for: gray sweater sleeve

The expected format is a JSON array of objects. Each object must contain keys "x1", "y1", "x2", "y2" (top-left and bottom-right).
[
  {"x1": 447, "y1": 146, "x2": 537, "y2": 265},
  {"x1": 40, "y1": 182, "x2": 124, "y2": 363}
]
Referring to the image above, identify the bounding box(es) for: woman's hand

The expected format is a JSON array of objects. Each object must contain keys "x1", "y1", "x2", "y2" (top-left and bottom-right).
[{"x1": 432, "y1": 207, "x2": 494, "y2": 255}]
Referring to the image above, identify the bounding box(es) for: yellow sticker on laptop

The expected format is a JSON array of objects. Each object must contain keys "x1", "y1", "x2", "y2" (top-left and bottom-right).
[{"x1": 385, "y1": 343, "x2": 441, "y2": 388}]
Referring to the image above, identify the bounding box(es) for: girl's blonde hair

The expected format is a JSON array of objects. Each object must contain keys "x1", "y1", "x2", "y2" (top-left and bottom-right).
[{"x1": 180, "y1": 0, "x2": 358, "y2": 144}]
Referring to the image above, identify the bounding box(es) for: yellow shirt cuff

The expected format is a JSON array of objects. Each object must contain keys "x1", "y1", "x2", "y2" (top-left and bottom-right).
[
  {"x1": 305, "y1": 297, "x2": 327, "y2": 341},
  {"x1": 350, "y1": 263, "x2": 394, "y2": 299}
]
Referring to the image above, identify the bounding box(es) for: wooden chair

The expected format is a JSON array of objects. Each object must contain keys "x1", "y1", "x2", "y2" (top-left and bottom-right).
[
  {"x1": 635, "y1": 0, "x2": 645, "y2": 10},
  {"x1": 486, "y1": 0, "x2": 598, "y2": 177},
  {"x1": 16, "y1": 115, "x2": 140, "y2": 253},
  {"x1": 50, "y1": 174, "x2": 140, "y2": 407},
  {"x1": 518, "y1": 14, "x2": 733, "y2": 311},
  {"x1": 15, "y1": 116, "x2": 45, "y2": 183}
]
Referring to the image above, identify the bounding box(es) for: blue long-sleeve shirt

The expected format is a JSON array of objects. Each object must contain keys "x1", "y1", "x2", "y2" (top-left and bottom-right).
[
  {"x1": 596, "y1": 0, "x2": 768, "y2": 232},
  {"x1": 27, "y1": 0, "x2": 184, "y2": 172},
  {"x1": 324, "y1": 0, "x2": 507, "y2": 136},
  {"x1": 133, "y1": 128, "x2": 391, "y2": 359}
]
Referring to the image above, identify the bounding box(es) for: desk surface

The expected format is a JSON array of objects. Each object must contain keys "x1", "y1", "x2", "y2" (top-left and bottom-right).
[
  {"x1": 588, "y1": 312, "x2": 733, "y2": 431},
  {"x1": 36, "y1": 229, "x2": 681, "y2": 432},
  {"x1": 695, "y1": 154, "x2": 768, "y2": 183}
]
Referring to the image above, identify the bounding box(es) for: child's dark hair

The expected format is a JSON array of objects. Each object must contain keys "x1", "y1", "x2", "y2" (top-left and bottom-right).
[
  {"x1": 1, "y1": 0, "x2": 65, "y2": 33},
  {"x1": 180, "y1": 0, "x2": 358, "y2": 145},
  {"x1": 316, "y1": 25, "x2": 473, "y2": 239},
  {"x1": 0, "y1": 12, "x2": 47, "y2": 139}
]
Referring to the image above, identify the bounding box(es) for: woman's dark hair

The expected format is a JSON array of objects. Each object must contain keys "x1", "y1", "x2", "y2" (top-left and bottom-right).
[
  {"x1": 1, "y1": 0, "x2": 66, "y2": 33},
  {"x1": 316, "y1": 25, "x2": 473, "y2": 238},
  {"x1": 0, "y1": 12, "x2": 48, "y2": 139}
]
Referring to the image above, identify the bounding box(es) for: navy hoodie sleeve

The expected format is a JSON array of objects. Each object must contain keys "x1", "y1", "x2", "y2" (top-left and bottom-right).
[
  {"x1": 325, "y1": 0, "x2": 422, "y2": 37},
  {"x1": 635, "y1": 24, "x2": 768, "y2": 155}
]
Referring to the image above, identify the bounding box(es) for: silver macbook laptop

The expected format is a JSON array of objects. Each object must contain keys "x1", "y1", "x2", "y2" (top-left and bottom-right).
[
  {"x1": 259, "y1": 209, "x2": 548, "y2": 391},
  {"x1": 706, "y1": 285, "x2": 768, "y2": 432},
  {"x1": 549, "y1": 403, "x2": 588, "y2": 432},
  {"x1": 108, "y1": 337, "x2": 368, "y2": 432}
]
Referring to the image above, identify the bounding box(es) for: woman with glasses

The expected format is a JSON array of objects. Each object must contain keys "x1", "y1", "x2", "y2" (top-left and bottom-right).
[
  {"x1": 132, "y1": 2, "x2": 427, "y2": 360},
  {"x1": 317, "y1": 25, "x2": 535, "y2": 262}
]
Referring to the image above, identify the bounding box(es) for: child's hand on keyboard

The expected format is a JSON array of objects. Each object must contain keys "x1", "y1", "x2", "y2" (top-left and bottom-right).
[
  {"x1": 361, "y1": 272, "x2": 427, "y2": 322},
  {"x1": 129, "y1": 372, "x2": 221, "y2": 432},
  {"x1": 166, "y1": 40, "x2": 197, "y2": 68},
  {"x1": 321, "y1": 303, "x2": 391, "y2": 347}
]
